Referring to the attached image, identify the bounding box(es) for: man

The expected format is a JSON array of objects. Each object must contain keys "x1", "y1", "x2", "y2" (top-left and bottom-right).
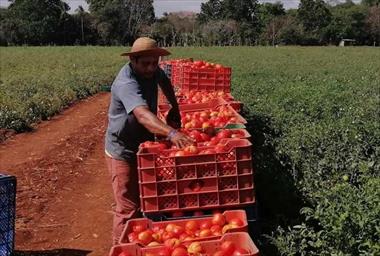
[{"x1": 105, "y1": 37, "x2": 193, "y2": 244}]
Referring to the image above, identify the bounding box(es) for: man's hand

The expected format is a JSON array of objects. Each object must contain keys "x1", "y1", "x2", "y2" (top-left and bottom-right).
[
  {"x1": 169, "y1": 131, "x2": 194, "y2": 148},
  {"x1": 166, "y1": 107, "x2": 181, "y2": 129}
]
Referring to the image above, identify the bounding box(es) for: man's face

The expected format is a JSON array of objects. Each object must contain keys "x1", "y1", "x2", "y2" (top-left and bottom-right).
[{"x1": 130, "y1": 55, "x2": 159, "y2": 79}]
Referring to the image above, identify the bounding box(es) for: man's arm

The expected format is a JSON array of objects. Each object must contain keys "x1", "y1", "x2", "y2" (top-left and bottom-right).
[
  {"x1": 133, "y1": 106, "x2": 172, "y2": 136},
  {"x1": 133, "y1": 106, "x2": 193, "y2": 148}
]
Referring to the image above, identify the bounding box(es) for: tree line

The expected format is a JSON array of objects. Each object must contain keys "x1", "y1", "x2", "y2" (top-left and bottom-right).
[{"x1": 0, "y1": 0, "x2": 379, "y2": 46}]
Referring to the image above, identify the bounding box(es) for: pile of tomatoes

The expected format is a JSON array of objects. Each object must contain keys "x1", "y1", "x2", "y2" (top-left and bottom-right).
[
  {"x1": 175, "y1": 106, "x2": 242, "y2": 129},
  {"x1": 127, "y1": 213, "x2": 244, "y2": 246},
  {"x1": 120, "y1": 213, "x2": 248, "y2": 255},
  {"x1": 176, "y1": 90, "x2": 233, "y2": 105},
  {"x1": 140, "y1": 129, "x2": 246, "y2": 157},
  {"x1": 185, "y1": 60, "x2": 226, "y2": 71}
]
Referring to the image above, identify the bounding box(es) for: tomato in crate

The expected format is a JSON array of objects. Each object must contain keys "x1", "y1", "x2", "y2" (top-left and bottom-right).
[{"x1": 119, "y1": 210, "x2": 248, "y2": 245}]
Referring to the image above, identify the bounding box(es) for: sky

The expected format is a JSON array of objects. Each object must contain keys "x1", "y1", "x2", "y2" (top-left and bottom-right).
[{"x1": 0, "y1": 0, "x2": 362, "y2": 16}]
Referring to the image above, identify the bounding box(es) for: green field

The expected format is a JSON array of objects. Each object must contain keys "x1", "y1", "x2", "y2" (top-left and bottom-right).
[{"x1": 1, "y1": 46, "x2": 379, "y2": 255}]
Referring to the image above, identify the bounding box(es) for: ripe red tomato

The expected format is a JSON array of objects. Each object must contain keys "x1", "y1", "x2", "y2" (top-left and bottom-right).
[
  {"x1": 165, "y1": 224, "x2": 176, "y2": 233},
  {"x1": 215, "y1": 143, "x2": 227, "y2": 153},
  {"x1": 210, "y1": 136, "x2": 220, "y2": 145},
  {"x1": 157, "y1": 247, "x2": 172, "y2": 256},
  {"x1": 200, "y1": 111, "x2": 209, "y2": 118},
  {"x1": 184, "y1": 145, "x2": 199, "y2": 155},
  {"x1": 187, "y1": 241, "x2": 203, "y2": 254},
  {"x1": 212, "y1": 213, "x2": 226, "y2": 226},
  {"x1": 185, "y1": 220, "x2": 199, "y2": 232},
  {"x1": 172, "y1": 225, "x2": 185, "y2": 237},
  {"x1": 232, "y1": 248, "x2": 250, "y2": 255},
  {"x1": 147, "y1": 241, "x2": 161, "y2": 247},
  {"x1": 199, "y1": 229, "x2": 212, "y2": 238},
  {"x1": 199, "y1": 220, "x2": 212, "y2": 230},
  {"x1": 184, "y1": 122, "x2": 192, "y2": 129},
  {"x1": 162, "y1": 231, "x2": 175, "y2": 241},
  {"x1": 164, "y1": 238, "x2": 181, "y2": 249},
  {"x1": 200, "y1": 132, "x2": 211, "y2": 142},
  {"x1": 179, "y1": 233, "x2": 190, "y2": 241},
  {"x1": 229, "y1": 218, "x2": 244, "y2": 227},
  {"x1": 217, "y1": 130, "x2": 233, "y2": 139},
  {"x1": 138, "y1": 230, "x2": 153, "y2": 245},
  {"x1": 171, "y1": 246, "x2": 188, "y2": 256},
  {"x1": 210, "y1": 225, "x2": 222, "y2": 233},
  {"x1": 220, "y1": 241, "x2": 236, "y2": 255},
  {"x1": 189, "y1": 130, "x2": 202, "y2": 142},
  {"x1": 152, "y1": 232, "x2": 163, "y2": 243},
  {"x1": 191, "y1": 119, "x2": 202, "y2": 128}
]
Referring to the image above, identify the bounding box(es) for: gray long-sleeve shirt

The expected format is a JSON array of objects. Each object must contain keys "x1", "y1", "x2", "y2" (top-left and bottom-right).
[{"x1": 105, "y1": 63, "x2": 172, "y2": 161}]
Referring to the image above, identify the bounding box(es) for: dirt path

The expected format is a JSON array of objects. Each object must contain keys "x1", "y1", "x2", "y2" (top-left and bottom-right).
[{"x1": 0, "y1": 92, "x2": 113, "y2": 256}]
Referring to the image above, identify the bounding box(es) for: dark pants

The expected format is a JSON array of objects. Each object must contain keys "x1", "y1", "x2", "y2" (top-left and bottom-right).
[{"x1": 105, "y1": 154, "x2": 141, "y2": 245}]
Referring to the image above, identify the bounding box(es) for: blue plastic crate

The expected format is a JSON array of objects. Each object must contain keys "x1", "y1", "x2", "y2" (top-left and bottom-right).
[{"x1": 0, "y1": 174, "x2": 16, "y2": 256}]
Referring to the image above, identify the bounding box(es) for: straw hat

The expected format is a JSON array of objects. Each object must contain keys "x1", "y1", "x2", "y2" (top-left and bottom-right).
[{"x1": 121, "y1": 37, "x2": 171, "y2": 57}]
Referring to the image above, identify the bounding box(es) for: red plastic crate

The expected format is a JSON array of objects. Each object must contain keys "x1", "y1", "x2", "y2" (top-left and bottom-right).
[
  {"x1": 158, "y1": 97, "x2": 228, "y2": 113},
  {"x1": 177, "y1": 65, "x2": 232, "y2": 92},
  {"x1": 110, "y1": 232, "x2": 259, "y2": 256},
  {"x1": 137, "y1": 139, "x2": 255, "y2": 213},
  {"x1": 119, "y1": 210, "x2": 248, "y2": 244}
]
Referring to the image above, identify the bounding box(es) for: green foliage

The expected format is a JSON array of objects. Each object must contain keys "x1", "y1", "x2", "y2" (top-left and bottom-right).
[
  {"x1": 1, "y1": 47, "x2": 379, "y2": 255},
  {"x1": 325, "y1": 2, "x2": 369, "y2": 45},
  {"x1": 272, "y1": 178, "x2": 380, "y2": 255},
  {"x1": 87, "y1": 0, "x2": 155, "y2": 45},
  {"x1": 298, "y1": 0, "x2": 332, "y2": 32},
  {"x1": 168, "y1": 47, "x2": 380, "y2": 255},
  {"x1": 3, "y1": 0, "x2": 70, "y2": 45},
  {"x1": 0, "y1": 46, "x2": 123, "y2": 131},
  {"x1": 297, "y1": 0, "x2": 332, "y2": 44}
]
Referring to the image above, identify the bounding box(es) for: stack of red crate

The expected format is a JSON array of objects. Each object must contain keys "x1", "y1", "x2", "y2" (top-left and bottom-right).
[{"x1": 109, "y1": 59, "x2": 258, "y2": 256}]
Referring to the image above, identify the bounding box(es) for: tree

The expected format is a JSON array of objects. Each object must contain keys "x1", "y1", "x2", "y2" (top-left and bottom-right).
[
  {"x1": 4, "y1": 0, "x2": 70, "y2": 45},
  {"x1": 258, "y1": 2, "x2": 286, "y2": 42},
  {"x1": 222, "y1": 0, "x2": 260, "y2": 24},
  {"x1": 324, "y1": 2, "x2": 369, "y2": 45},
  {"x1": 87, "y1": 0, "x2": 155, "y2": 45},
  {"x1": 0, "y1": 8, "x2": 8, "y2": 45},
  {"x1": 297, "y1": 0, "x2": 332, "y2": 44},
  {"x1": 151, "y1": 18, "x2": 174, "y2": 46},
  {"x1": 200, "y1": 19, "x2": 239, "y2": 46},
  {"x1": 197, "y1": 0, "x2": 223, "y2": 23},
  {"x1": 366, "y1": 5, "x2": 380, "y2": 45},
  {"x1": 76, "y1": 5, "x2": 86, "y2": 43},
  {"x1": 259, "y1": 1, "x2": 286, "y2": 26},
  {"x1": 362, "y1": 0, "x2": 380, "y2": 6}
]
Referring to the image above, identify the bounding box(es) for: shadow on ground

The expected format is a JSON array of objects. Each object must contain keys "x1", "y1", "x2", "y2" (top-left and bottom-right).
[
  {"x1": 13, "y1": 249, "x2": 92, "y2": 256},
  {"x1": 244, "y1": 110, "x2": 307, "y2": 256}
]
